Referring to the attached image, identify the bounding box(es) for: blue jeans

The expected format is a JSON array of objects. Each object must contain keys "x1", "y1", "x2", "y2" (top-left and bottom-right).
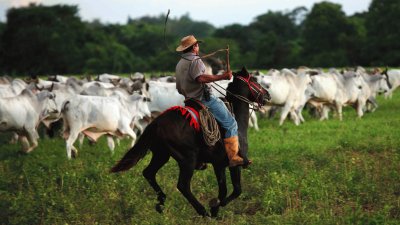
[{"x1": 201, "y1": 95, "x2": 238, "y2": 138}]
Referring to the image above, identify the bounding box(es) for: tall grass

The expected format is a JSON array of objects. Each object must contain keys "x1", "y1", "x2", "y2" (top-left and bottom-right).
[{"x1": 1, "y1": 92, "x2": 399, "y2": 224}]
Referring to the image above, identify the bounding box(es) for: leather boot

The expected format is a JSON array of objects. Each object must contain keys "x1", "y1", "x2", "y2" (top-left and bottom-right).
[{"x1": 224, "y1": 136, "x2": 244, "y2": 167}]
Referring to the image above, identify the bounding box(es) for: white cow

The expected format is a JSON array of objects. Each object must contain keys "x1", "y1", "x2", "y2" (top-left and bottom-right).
[
  {"x1": 61, "y1": 93, "x2": 151, "y2": 159},
  {"x1": 79, "y1": 84, "x2": 146, "y2": 147},
  {"x1": 0, "y1": 89, "x2": 58, "y2": 152},
  {"x1": 96, "y1": 73, "x2": 121, "y2": 84},
  {"x1": 41, "y1": 80, "x2": 83, "y2": 129},
  {"x1": 0, "y1": 79, "x2": 28, "y2": 98},
  {"x1": 0, "y1": 75, "x2": 13, "y2": 84},
  {"x1": 81, "y1": 85, "x2": 129, "y2": 97},
  {"x1": 147, "y1": 80, "x2": 185, "y2": 114},
  {"x1": 48, "y1": 75, "x2": 70, "y2": 83},
  {"x1": 118, "y1": 77, "x2": 146, "y2": 94},
  {"x1": 82, "y1": 81, "x2": 115, "y2": 89},
  {"x1": 360, "y1": 73, "x2": 390, "y2": 112},
  {"x1": 383, "y1": 69, "x2": 400, "y2": 99},
  {"x1": 309, "y1": 71, "x2": 364, "y2": 121},
  {"x1": 154, "y1": 75, "x2": 176, "y2": 83},
  {"x1": 258, "y1": 69, "x2": 312, "y2": 125},
  {"x1": 130, "y1": 72, "x2": 145, "y2": 82}
]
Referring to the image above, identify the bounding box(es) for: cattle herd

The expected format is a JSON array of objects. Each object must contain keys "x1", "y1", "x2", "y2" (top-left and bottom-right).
[{"x1": 0, "y1": 66, "x2": 399, "y2": 158}]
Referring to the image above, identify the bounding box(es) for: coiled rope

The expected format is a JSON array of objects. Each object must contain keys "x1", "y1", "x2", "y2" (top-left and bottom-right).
[{"x1": 199, "y1": 108, "x2": 220, "y2": 146}]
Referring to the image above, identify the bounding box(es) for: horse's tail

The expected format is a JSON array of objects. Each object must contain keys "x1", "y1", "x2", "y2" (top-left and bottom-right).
[{"x1": 110, "y1": 123, "x2": 153, "y2": 173}]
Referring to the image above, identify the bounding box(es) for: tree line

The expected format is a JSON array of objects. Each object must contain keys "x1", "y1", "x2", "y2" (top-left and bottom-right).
[{"x1": 0, "y1": 0, "x2": 398, "y2": 76}]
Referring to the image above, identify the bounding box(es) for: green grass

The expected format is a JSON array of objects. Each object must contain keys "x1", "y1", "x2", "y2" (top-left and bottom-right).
[{"x1": 1, "y1": 92, "x2": 399, "y2": 224}]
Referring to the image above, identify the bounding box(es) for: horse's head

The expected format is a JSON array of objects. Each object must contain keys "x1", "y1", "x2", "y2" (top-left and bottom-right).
[{"x1": 229, "y1": 66, "x2": 271, "y2": 108}]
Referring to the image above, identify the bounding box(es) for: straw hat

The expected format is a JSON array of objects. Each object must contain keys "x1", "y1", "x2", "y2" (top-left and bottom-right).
[{"x1": 176, "y1": 35, "x2": 202, "y2": 52}]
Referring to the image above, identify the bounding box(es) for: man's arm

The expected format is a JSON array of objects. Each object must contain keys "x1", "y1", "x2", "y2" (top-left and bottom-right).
[{"x1": 195, "y1": 71, "x2": 232, "y2": 83}]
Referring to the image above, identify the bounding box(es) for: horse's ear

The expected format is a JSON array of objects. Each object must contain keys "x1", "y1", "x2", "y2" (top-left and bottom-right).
[{"x1": 240, "y1": 66, "x2": 250, "y2": 77}]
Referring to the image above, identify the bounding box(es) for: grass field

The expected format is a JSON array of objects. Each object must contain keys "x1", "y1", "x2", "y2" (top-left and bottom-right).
[{"x1": 1, "y1": 91, "x2": 399, "y2": 225}]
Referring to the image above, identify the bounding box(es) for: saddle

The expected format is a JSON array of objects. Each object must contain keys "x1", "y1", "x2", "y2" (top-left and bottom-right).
[
  {"x1": 163, "y1": 98, "x2": 233, "y2": 147},
  {"x1": 184, "y1": 98, "x2": 221, "y2": 147},
  {"x1": 186, "y1": 98, "x2": 240, "y2": 170}
]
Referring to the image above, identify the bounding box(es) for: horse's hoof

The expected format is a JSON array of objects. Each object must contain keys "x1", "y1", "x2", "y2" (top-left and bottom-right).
[
  {"x1": 196, "y1": 207, "x2": 210, "y2": 217},
  {"x1": 209, "y1": 198, "x2": 220, "y2": 207},
  {"x1": 201, "y1": 212, "x2": 211, "y2": 218},
  {"x1": 71, "y1": 150, "x2": 78, "y2": 158},
  {"x1": 210, "y1": 206, "x2": 219, "y2": 217},
  {"x1": 155, "y1": 204, "x2": 164, "y2": 213}
]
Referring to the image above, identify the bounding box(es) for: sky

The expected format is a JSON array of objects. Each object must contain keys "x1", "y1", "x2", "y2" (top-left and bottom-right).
[{"x1": 0, "y1": 0, "x2": 372, "y2": 27}]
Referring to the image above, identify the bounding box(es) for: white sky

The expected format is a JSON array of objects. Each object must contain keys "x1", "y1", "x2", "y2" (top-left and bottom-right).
[{"x1": 0, "y1": 0, "x2": 371, "y2": 27}]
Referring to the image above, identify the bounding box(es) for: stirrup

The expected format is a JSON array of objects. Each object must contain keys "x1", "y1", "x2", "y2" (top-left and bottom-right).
[
  {"x1": 229, "y1": 158, "x2": 244, "y2": 167},
  {"x1": 242, "y1": 159, "x2": 253, "y2": 169}
]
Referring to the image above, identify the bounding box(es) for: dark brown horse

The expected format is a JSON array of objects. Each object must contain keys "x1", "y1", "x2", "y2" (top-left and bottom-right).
[{"x1": 111, "y1": 67, "x2": 270, "y2": 217}]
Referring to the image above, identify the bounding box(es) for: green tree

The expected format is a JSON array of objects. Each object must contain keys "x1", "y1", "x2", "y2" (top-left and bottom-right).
[
  {"x1": 168, "y1": 13, "x2": 215, "y2": 39},
  {"x1": 365, "y1": 0, "x2": 400, "y2": 66},
  {"x1": 249, "y1": 11, "x2": 299, "y2": 68},
  {"x1": 0, "y1": 22, "x2": 5, "y2": 73},
  {"x1": 214, "y1": 24, "x2": 257, "y2": 55},
  {"x1": 214, "y1": 24, "x2": 260, "y2": 68},
  {"x1": 301, "y1": 2, "x2": 357, "y2": 67},
  {"x1": 1, "y1": 4, "x2": 86, "y2": 75},
  {"x1": 80, "y1": 22, "x2": 137, "y2": 73},
  {"x1": 346, "y1": 13, "x2": 368, "y2": 65}
]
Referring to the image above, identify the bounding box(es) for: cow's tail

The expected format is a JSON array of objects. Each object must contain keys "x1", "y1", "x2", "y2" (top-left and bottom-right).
[
  {"x1": 61, "y1": 101, "x2": 71, "y2": 139},
  {"x1": 110, "y1": 123, "x2": 153, "y2": 173}
]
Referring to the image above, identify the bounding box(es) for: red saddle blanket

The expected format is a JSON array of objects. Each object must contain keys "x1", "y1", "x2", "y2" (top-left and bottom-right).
[{"x1": 163, "y1": 106, "x2": 200, "y2": 131}]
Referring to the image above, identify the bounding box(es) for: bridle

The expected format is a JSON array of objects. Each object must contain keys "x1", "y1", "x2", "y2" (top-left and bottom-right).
[
  {"x1": 212, "y1": 73, "x2": 271, "y2": 111},
  {"x1": 236, "y1": 74, "x2": 270, "y2": 108}
]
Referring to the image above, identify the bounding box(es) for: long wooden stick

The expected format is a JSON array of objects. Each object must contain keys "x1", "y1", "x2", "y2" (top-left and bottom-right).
[{"x1": 226, "y1": 45, "x2": 230, "y2": 72}]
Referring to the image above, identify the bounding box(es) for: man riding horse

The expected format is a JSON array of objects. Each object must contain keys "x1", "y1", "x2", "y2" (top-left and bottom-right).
[
  {"x1": 111, "y1": 35, "x2": 270, "y2": 217},
  {"x1": 175, "y1": 35, "x2": 251, "y2": 168}
]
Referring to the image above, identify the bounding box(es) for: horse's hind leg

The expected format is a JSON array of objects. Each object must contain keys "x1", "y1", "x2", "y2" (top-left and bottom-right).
[
  {"x1": 142, "y1": 151, "x2": 170, "y2": 213},
  {"x1": 177, "y1": 163, "x2": 209, "y2": 217}
]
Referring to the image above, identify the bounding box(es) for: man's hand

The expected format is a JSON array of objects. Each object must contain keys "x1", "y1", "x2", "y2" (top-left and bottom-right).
[{"x1": 222, "y1": 70, "x2": 232, "y2": 80}]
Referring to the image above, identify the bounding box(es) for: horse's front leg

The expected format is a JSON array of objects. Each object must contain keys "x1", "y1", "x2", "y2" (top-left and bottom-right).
[
  {"x1": 177, "y1": 163, "x2": 210, "y2": 217},
  {"x1": 220, "y1": 167, "x2": 242, "y2": 207},
  {"x1": 209, "y1": 165, "x2": 227, "y2": 217},
  {"x1": 142, "y1": 151, "x2": 170, "y2": 213}
]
